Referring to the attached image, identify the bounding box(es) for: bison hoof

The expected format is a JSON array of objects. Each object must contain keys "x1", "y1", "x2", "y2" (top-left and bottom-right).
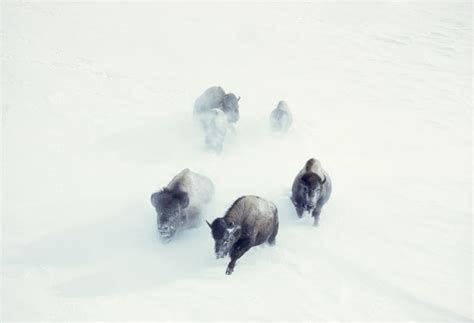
[
  {"x1": 225, "y1": 267, "x2": 234, "y2": 275},
  {"x1": 296, "y1": 209, "x2": 304, "y2": 218}
]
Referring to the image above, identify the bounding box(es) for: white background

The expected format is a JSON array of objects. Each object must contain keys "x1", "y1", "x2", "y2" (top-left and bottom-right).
[{"x1": 2, "y1": 1, "x2": 472, "y2": 321}]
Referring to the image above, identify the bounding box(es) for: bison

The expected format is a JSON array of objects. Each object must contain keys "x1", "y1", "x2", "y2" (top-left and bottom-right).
[
  {"x1": 193, "y1": 86, "x2": 240, "y2": 125},
  {"x1": 202, "y1": 108, "x2": 229, "y2": 153},
  {"x1": 151, "y1": 169, "x2": 214, "y2": 242},
  {"x1": 207, "y1": 195, "x2": 279, "y2": 275},
  {"x1": 291, "y1": 158, "x2": 332, "y2": 226},
  {"x1": 193, "y1": 86, "x2": 240, "y2": 152},
  {"x1": 269, "y1": 100, "x2": 292, "y2": 132}
]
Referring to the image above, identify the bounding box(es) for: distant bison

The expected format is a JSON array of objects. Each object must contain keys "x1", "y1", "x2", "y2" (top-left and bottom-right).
[
  {"x1": 202, "y1": 108, "x2": 229, "y2": 153},
  {"x1": 193, "y1": 86, "x2": 240, "y2": 125},
  {"x1": 193, "y1": 86, "x2": 240, "y2": 152},
  {"x1": 291, "y1": 158, "x2": 332, "y2": 226},
  {"x1": 269, "y1": 100, "x2": 292, "y2": 132},
  {"x1": 151, "y1": 169, "x2": 214, "y2": 242},
  {"x1": 207, "y1": 195, "x2": 279, "y2": 275}
]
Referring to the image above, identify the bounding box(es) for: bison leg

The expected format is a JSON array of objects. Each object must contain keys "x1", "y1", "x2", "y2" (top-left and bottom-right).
[
  {"x1": 295, "y1": 206, "x2": 305, "y2": 218},
  {"x1": 226, "y1": 238, "x2": 252, "y2": 275},
  {"x1": 311, "y1": 206, "x2": 322, "y2": 226},
  {"x1": 268, "y1": 215, "x2": 279, "y2": 245}
]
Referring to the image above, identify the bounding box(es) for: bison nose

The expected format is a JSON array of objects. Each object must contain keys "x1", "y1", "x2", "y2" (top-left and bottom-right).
[{"x1": 158, "y1": 225, "x2": 173, "y2": 235}]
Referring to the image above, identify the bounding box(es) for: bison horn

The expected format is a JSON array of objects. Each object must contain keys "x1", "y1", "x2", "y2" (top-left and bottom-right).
[
  {"x1": 206, "y1": 220, "x2": 212, "y2": 229},
  {"x1": 237, "y1": 96, "x2": 241, "y2": 102},
  {"x1": 320, "y1": 176, "x2": 326, "y2": 184}
]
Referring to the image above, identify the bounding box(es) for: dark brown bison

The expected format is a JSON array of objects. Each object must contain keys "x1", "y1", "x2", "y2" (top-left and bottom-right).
[
  {"x1": 207, "y1": 195, "x2": 279, "y2": 275},
  {"x1": 151, "y1": 169, "x2": 214, "y2": 242},
  {"x1": 291, "y1": 158, "x2": 332, "y2": 226}
]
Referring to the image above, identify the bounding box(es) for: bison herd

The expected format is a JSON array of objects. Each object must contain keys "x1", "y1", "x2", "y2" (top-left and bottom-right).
[
  {"x1": 193, "y1": 86, "x2": 293, "y2": 152},
  {"x1": 150, "y1": 86, "x2": 332, "y2": 275}
]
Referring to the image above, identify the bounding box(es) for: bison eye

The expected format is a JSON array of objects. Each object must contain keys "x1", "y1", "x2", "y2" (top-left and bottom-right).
[{"x1": 227, "y1": 222, "x2": 234, "y2": 228}]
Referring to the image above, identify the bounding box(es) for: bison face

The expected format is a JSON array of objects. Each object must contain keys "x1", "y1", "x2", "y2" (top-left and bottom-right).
[
  {"x1": 151, "y1": 189, "x2": 189, "y2": 242},
  {"x1": 222, "y1": 93, "x2": 240, "y2": 123},
  {"x1": 297, "y1": 173, "x2": 326, "y2": 211},
  {"x1": 209, "y1": 218, "x2": 241, "y2": 258}
]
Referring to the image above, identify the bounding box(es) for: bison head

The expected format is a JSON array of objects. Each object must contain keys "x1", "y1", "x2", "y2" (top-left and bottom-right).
[
  {"x1": 295, "y1": 173, "x2": 326, "y2": 211},
  {"x1": 207, "y1": 218, "x2": 241, "y2": 258},
  {"x1": 222, "y1": 93, "x2": 240, "y2": 123},
  {"x1": 151, "y1": 189, "x2": 189, "y2": 242}
]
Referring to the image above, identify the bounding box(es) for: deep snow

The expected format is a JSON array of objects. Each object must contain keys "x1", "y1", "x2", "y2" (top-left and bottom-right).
[{"x1": 1, "y1": 1, "x2": 472, "y2": 321}]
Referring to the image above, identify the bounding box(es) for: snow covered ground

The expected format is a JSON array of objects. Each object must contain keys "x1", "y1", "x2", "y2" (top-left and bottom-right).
[{"x1": 2, "y1": 1, "x2": 472, "y2": 321}]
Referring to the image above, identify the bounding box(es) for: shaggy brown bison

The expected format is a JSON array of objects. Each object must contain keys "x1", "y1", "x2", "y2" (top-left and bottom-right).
[
  {"x1": 207, "y1": 195, "x2": 279, "y2": 275},
  {"x1": 291, "y1": 158, "x2": 332, "y2": 226},
  {"x1": 151, "y1": 169, "x2": 214, "y2": 242}
]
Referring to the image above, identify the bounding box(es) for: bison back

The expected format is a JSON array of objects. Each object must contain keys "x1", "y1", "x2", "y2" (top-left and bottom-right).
[
  {"x1": 228, "y1": 196, "x2": 278, "y2": 245},
  {"x1": 193, "y1": 86, "x2": 226, "y2": 117},
  {"x1": 167, "y1": 169, "x2": 214, "y2": 210}
]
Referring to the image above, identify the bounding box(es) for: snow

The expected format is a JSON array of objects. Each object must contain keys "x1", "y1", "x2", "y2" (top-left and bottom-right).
[{"x1": 2, "y1": 1, "x2": 472, "y2": 321}]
